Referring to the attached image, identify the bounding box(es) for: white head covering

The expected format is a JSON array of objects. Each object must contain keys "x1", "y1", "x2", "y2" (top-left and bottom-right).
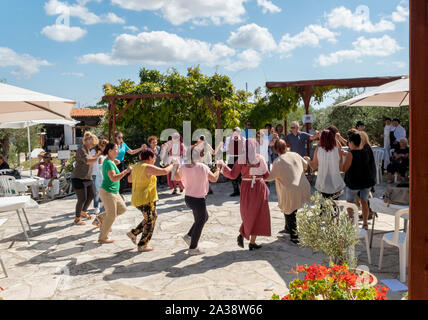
[{"x1": 238, "y1": 138, "x2": 268, "y2": 175}]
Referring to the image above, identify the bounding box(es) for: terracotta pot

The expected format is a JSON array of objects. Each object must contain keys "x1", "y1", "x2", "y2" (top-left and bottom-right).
[{"x1": 350, "y1": 268, "x2": 378, "y2": 289}]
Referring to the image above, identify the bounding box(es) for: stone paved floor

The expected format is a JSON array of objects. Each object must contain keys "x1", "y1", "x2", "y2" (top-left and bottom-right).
[{"x1": 0, "y1": 180, "x2": 407, "y2": 300}]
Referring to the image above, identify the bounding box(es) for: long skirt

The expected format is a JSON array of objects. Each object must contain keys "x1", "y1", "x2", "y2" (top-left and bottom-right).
[
  {"x1": 239, "y1": 180, "x2": 271, "y2": 240},
  {"x1": 167, "y1": 172, "x2": 184, "y2": 190}
]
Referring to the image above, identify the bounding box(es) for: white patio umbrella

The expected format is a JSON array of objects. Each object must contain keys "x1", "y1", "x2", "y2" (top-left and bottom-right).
[
  {"x1": 0, "y1": 82, "x2": 75, "y2": 122},
  {"x1": 335, "y1": 77, "x2": 409, "y2": 107},
  {"x1": 0, "y1": 83, "x2": 76, "y2": 175}
]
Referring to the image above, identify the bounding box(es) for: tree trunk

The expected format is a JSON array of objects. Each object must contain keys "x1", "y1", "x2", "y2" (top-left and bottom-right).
[{"x1": 0, "y1": 131, "x2": 11, "y2": 161}]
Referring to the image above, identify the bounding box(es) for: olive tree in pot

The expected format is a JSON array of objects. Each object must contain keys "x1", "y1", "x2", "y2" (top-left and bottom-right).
[{"x1": 297, "y1": 192, "x2": 359, "y2": 268}]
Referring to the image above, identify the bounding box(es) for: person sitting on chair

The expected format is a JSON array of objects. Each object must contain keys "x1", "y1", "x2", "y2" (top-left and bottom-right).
[
  {"x1": 0, "y1": 154, "x2": 10, "y2": 170},
  {"x1": 31, "y1": 153, "x2": 60, "y2": 200},
  {"x1": 386, "y1": 138, "x2": 409, "y2": 183}
]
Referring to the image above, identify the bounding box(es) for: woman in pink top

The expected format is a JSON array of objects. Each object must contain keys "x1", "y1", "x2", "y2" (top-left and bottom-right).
[{"x1": 175, "y1": 146, "x2": 221, "y2": 256}]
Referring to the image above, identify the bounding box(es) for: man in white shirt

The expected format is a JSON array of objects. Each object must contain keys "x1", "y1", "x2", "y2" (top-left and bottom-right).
[
  {"x1": 381, "y1": 118, "x2": 392, "y2": 168},
  {"x1": 390, "y1": 118, "x2": 407, "y2": 150}
]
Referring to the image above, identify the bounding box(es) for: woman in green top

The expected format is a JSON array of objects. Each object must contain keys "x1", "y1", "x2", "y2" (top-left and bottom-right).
[
  {"x1": 126, "y1": 148, "x2": 174, "y2": 252},
  {"x1": 97, "y1": 143, "x2": 133, "y2": 244}
]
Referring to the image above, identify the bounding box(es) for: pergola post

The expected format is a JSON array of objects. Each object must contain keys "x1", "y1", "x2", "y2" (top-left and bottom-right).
[
  {"x1": 409, "y1": 0, "x2": 428, "y2": 300},
  {"x1": 300, "y1": 85, "x2": 313, "y2": 156}
]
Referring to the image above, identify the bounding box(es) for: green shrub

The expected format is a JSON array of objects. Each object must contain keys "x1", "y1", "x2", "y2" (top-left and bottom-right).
[{"x1": 297, "y1": 193, "x2": 358, "y2": 267}]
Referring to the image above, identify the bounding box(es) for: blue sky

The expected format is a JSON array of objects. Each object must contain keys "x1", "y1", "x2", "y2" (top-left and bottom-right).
[{"x1": 0, "y1": 0, "x2": 409, "y2": 109}]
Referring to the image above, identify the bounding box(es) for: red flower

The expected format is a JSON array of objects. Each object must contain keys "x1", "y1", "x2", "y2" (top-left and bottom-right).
[{"x1": 296, "y1": 265, "x2": 306, "y2": 273}]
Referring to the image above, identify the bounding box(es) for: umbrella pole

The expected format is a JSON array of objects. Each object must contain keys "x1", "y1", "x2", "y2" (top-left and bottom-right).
[{"x1": 27, "y1": 123, "x2": 32, "y2": 177}]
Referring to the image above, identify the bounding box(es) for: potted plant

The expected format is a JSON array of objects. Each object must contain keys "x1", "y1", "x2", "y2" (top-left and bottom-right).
[
  {"x1": 297, "y1": 193, "x2": 358, "y2": 267},
  {"x1": 271, "y1": 264, "x2": 387, "y2": 300}
]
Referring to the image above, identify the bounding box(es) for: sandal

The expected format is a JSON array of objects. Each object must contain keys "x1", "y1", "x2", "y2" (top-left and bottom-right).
[
  {"x1": 74, "y1": 218, "x2": 86, "y2": 226},
  {"x1": 127, "y1": 231, "x2": 137, "y2": 245},
  {"x1": 138, "y1": 245, "x2": 154, "y2": 252},
  {"x1": 81, "y1": 212, "x2": 93, "y2": 220},
  {"x1": 92, "y1": 218, "x2": 101, "y2": 228},
  {"x1": 362, "y1": 223, "x2": 369, "y2": 230}
]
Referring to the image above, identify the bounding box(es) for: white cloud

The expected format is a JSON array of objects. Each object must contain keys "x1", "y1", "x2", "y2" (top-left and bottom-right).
[
  {"x1": 111, "y1": 0, "x2": 247, "y2": 26},
  {"x1": 317, "y1": 35, "x2": 402, "y2": 66},
  {"x1": 392, "y1": 5, "x2": 409, "y2": 22},
  {"x1": 103, "y1": 12, "x2": 125, "y2": 24},
  {"x1": 123, "y1": 25, "x2": 138, "y2": 33},
  {"x1": 61, "y1": 72, "x2": 85, "y2": 77},
  {"x1": 0, "y1": 47, "x2": 52, "y2": 78},
  {"x1": 225, "y1": 49, "x2": 262, "y2": 71},
  {"x1": 44, "y1": 0, "x2": 125, "y2": 25},
  {"x1": 41, "y1": 24, "x2": 87, "y2": 42},
  {"x1": 257, "y1": 0, "x2": 281, "y2": 14},
  {"x1": 378, "y1": 60, "x2": 407, "y2": 69},
  {"x1": 78, "y1": 31, "x2": 236, "y2": 67},
  {"x1": 278, "y1": 24, "x2": 338, "y2": 57},
  {"x1": 325, "y1": 5, "x2": 395, "y2": 33},
  {"x1": 227, "y1": 23, "x2": 277, "y2": 53}
]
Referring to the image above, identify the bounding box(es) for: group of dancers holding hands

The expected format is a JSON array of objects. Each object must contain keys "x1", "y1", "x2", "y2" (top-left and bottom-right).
[{"x1": 71, "y1": 125, "x2": 323, "y2": 256}]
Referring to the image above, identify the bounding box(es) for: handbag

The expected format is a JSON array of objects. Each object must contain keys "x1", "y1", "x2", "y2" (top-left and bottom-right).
[{"x1": 383, "y1": 186, "x2": 409, "y2": 206}]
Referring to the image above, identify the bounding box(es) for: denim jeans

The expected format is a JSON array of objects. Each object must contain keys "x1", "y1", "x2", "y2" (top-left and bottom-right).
[{"x1": 92, "y1": 175, "x2": 100, "y2": 209}]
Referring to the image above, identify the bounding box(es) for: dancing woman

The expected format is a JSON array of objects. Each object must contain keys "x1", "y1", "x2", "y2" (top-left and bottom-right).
[
  {"x1": 161, "y1": 133, "x2": 186, "y2": 194},
  {"x1": 126, "y1": 149, "x2": 174, "y2": 252},
  {"x1": 114, "y1": 131, "x2": 145, "y2": 196},
  {"x1": 221, "y1": 138, "x2": 271, "y2": 250},
  {"x1": 175, "y1": 146, "x2": 221, "y2": 255},
  {"x1": 72, "y1": 132, "x2": 100, "y2": 226},
  {"x1": 266, "y1": 139, "x2": 311, "y2": 243},
  {"x1": 97, "y1": 143, "x2": 132, "y2": 244}
]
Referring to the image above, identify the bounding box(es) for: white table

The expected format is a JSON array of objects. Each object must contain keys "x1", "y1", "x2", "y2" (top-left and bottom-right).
[
  {"x1": 14, "y1": 177, "x2": 43, "y2": 194},
  {"x1": 0, "y1": 196, "x2": 38, "y2": 244},
  {"x1": 369, "y1": 197, "x2": 409, "y2": 247}
]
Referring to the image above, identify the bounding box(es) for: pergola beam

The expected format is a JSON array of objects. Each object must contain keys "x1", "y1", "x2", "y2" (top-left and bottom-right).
[{"x1": 266, "y1": 76, "x2": 404, "y2": 90}]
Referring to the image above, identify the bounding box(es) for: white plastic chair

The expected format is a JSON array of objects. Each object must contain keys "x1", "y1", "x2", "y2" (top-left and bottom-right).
[
  {"x1": 0, "y1": 175, "x2": 19, "y2": 196},
  {"x1": 335, "y1": 201, "x2": 372, "y2": 264},
  {"x1": 373, "y1": 148, "x2": 385, "y2": 185},
  {"x1": 0, "y1": 176, "x2": 33, "y2": 236},
  {"x1": 378, "y1": 208, "x2": 409, "y2": 283},
  {"x1": 0, "y1": 217, "x2": 8, "y2": 277}
]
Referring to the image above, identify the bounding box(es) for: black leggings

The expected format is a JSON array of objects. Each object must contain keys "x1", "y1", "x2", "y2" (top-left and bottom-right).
[
  {"x1": 185, "y1": 196, "x2": 209, "y2": 249},
  {"x1": 75, "y1": 185, "x2": 94, "y2": 218}
]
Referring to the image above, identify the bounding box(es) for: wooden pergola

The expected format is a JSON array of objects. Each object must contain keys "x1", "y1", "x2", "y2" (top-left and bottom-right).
[
  {"x1": 265, "y1": 76, "x2": 404, "y2": 156},
  {"x1": 266, "y1": 75, "x2": 404, "y2": 126}
]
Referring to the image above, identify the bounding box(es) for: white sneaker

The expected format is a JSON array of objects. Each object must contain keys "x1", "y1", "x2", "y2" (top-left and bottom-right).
[
  {"x1": 94, "y1": 208, "x2": 100, "y2": 215},
  {"x1": 182, "y1": 234, "x2": 191, "y2": 246},
  {"x1": 188, "y1": 247, "x2": 204, "y2": 256}
]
